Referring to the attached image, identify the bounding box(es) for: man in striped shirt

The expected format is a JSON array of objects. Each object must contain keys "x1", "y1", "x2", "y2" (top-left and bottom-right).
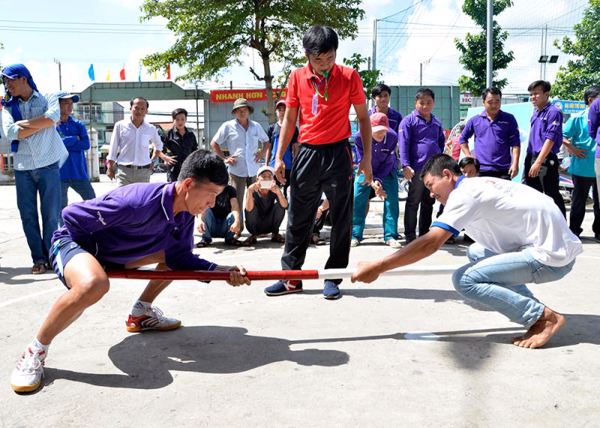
[{"x1": 1, "y1": 64, "x2": 68, "y2": 274}]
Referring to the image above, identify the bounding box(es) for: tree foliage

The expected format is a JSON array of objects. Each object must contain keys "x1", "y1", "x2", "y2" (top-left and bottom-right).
[
  {"x1": 343, "y1": 53, "x2": 381, "y2": 98},
  {"x1": 141, "y1": 0, "x2": 364, "y2": 121},
  {"x1": 552, "y1": 0, "x2": 600, "y2": 100},
  {"x1": 454, "y1": 0, "x2": 514, "y2": 95}
]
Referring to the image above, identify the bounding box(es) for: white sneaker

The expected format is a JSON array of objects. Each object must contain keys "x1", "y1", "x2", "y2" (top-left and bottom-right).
[
  {"x1": 385, "y1": 239, "x2": 403, "y2": 249},
  {"x1": 11, "y1": 347, "x2": 46, "y2": 393},
  {"x1": 351, "y1": 238, "x2": 360, "y2": 247},
  {"x1": 126, "y1": 306, "x2": 181, "y2": 333}
]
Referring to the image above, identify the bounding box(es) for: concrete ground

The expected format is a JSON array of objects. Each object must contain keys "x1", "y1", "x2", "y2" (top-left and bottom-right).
[{"x1": 1, "y1": 174, "x2": 599, "y2": 427}]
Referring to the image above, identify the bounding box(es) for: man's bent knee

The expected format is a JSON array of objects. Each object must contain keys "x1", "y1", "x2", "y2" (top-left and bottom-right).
[{"x1": 70, "y1": 278, "x2": 110, "y2": 306}]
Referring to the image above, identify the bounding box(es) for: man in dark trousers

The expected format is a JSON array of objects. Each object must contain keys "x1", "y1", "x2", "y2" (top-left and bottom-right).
[
  {"x1": 264, "y1": 25, "x2": 373, "y2": 300},
  {"x1": 523, "y1": 80, "x2": 566, "y2": 216}
]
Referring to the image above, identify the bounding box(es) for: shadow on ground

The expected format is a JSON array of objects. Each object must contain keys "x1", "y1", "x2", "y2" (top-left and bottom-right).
[
  {"x1": 44, "y1": 325, "x2": 349, "y2": 390},
  {"x1": 0, "y1": 266, "x2": 57, "y2": 285},
  {"x1": 42, "y1": 313, "x2": 600, "y2": 391}
]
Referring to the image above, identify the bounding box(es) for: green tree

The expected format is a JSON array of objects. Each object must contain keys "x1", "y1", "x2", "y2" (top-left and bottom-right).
[
  {"x1": 552, "y1": 0, "x2": 600, "y2": 100},
  {"x1": 343, "y1": 53, "x2": 382, "y2": 98},
  {"x1": 141, "y1": 0, "x2": 364, "y2": 122},
  {"x1": 454, "y1": 0, "x2": 514, "y2": 95}
]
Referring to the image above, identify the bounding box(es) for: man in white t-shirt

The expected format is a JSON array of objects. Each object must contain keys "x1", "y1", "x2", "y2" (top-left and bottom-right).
[{"x1": 352, "y1": 154, "x2": 582, "y2": 349}]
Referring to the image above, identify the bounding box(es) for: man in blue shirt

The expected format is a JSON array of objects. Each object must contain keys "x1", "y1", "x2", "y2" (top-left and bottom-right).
[
  {"x1": 524, "y1": 80, "x2": 566, "y2": 216},
  {"x1": 564, "y1": 86, "x2": 600, "y2": 240},
  {"x1": 369, "y1": 83, "x2": 402, "y2": 134},
  {"x1": 459, "y1": 87, "x2": 521, "y2": 180},
  {"x1": 399, "y1": 88, "x2": 446, "y2": 243},
  {"x1": 56, "y1": 91, "x2": 96, "y2": 217},
  {"x1": 1, "y1": 64, "x2": 68, "y2": 274},
  {"x1": 9, "y1": 150, "x2": 251, "y2": 394},
  {"x1": 264, "y1": 99, "x2": 299, "y2": 198}
]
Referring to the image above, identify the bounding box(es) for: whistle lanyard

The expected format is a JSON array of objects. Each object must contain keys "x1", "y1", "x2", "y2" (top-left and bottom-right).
[
  {"x1": 311, "y1": 75, "x2": 329, "y2": 101},
  {"x1": 311, "y1": 72, "x2": 329, "y2": 116}
]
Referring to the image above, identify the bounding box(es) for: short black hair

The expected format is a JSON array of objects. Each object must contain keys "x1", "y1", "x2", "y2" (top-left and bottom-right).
[
  {"x1": 458, "y1": 156, "x2": 481, "y2": 173},
  {"x1": 130, "y1": 96, "x2": 149, "y2": 108},
  {"x1": 420, "y1": 154, "x2": 461, "y2": 180},
  {"x1": 371, "y1": 83, "x2": 392, "y2": 99},
  {"x1": 583, "y1": 86, "x2": 600, "y2": 105},
  {"x1": 527, "y1": 80, "x2": 551, "y2": 93},
  {"x1": 172, "y1": 108, "x2": 188, "y2": 119},
  {"x1": 303, "y1": 26, "x2": 338, "y2": 56},
  {"x1": 415, "y1": 88, "x2": 435, "y2": 101},
  {"x1": 178, "y1": 149, "x2": 228, "y2": 185},
  {"x1": 482, "y1": 87, "x2": 502, "y2": 101}
]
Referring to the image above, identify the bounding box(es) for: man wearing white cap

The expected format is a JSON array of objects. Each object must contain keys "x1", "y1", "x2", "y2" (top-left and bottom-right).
[
  {"x1": 243, "y1": 165, "x2": 288, "y2": 245},
  {"x1": 56, "y1": 91, "x2": 96, "y2": 216}
]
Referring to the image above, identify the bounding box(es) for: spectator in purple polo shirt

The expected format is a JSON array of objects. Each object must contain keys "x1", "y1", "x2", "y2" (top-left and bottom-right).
[
  {"x1": 399, "y1": 88, "x2": 446, "y2": 243},
  {"x1": 588, "y1": 95, "x2": 600, "y2": 205},
  {"x1": 459, "y1": 87, "x2": 521, "y2": 180},
  {"x1": 9, "y1": 150, "x2": 251, "y2": 394},
  {"x1": 369, "y1": 83, "x2": 402, "y2": 134},
  {"x1": 352, "y1": 113, "x2": 401, "y2": 248},
  {"x1": 524, "y1": 80, "x2": 566, "y2": 216}
]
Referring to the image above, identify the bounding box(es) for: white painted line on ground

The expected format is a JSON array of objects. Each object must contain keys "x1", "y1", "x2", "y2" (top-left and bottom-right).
[{"x1": 0, "y1": 287, "x2": 62, "y2": 309}]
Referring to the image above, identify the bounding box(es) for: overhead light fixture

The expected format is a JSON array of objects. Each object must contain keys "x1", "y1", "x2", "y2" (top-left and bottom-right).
[
  {"x1": 549, "y1": 55, "x2": 559, "y2": 63},
  {"x1": 538, "y1": 55, "x2": 549, "y2": 63}
]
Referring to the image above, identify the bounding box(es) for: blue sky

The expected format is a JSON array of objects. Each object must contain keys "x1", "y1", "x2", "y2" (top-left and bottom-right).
[{"x1": 0, "y1": 0, "x2": 587, "y2": 99}]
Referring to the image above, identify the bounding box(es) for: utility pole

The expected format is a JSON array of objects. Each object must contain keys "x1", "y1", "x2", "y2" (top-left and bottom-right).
[
  {"x1": 54, "y1": 58, "x2": 62, "y2": 90},
  {"x1": 372, "y1": 19, "x2": 378, "y2": 71},
  {"x1": 195, "y1": 81, "x2": 200, "y2": 144},
  {"x1": 543, "y1": 24, "x2": 548, "y2": 80},
  {"x1": 485, "y1": 0, "x2": 493, "y2": 88},
  {"x1": 420, "y1": 63, "x2": 423, "y2": 86}
]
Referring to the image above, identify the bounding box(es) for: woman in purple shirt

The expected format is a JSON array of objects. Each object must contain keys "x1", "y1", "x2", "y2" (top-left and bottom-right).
[{"x1": 352, "y1": 113, "x2": 401, "y2": 248}]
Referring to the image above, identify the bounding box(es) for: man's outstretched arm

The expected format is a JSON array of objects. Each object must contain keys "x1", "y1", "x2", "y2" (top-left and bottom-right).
[{"x1": 352, "y1": 227, "x2": 452, "y2": 283}]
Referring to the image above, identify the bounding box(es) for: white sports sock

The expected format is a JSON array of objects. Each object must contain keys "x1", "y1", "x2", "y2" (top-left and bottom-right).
[
  {"x1": 131, "y1": 300, "x2": 152, "y2": 316},
  {"x1": 31, "y1": 338, "x2": 49, "y2": 354}
]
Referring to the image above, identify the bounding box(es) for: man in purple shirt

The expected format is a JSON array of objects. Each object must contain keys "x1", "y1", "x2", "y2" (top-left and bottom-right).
[
  {"x1": 524, "y1": 80, "x2": 566, "y2": 216},
  {"x1": 460, "y1": 87, "x2": 521, "y2": 180},
  {"x1": 368, "y1": 83, "x2": 402, "y2": 134},
  {"x1": 352, "y1": 113, "x2": 401, "y2": 248},
  {"x1": 588, "y1": 96, "x2": 600, "y2": 202},
  {"x1": 10, "y1": 150, "x2": 251, "y2": 394},
  {"x1": 399, "y1": 88, "x2": 446, "y2": 243}
]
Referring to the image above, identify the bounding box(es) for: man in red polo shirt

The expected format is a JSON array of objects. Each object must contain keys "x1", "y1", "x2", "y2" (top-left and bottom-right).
[{"x1": 264, "y1": 25, "x2": 373, "y2": 300}]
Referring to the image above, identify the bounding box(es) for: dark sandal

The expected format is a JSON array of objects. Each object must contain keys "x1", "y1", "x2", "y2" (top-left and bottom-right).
[
  {"x1": 32, "y1": 262, "x2": 47, "y2": 275},
  {"x1": 271, "y1": 233, "x2": 285, "y2": 243}
]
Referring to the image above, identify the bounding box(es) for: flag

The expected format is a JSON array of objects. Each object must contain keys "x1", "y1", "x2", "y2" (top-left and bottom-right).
[
  {"x1": 105, "y1": 68, "x2": 111, "y2": 81},
  {"x1": 138, "y1": 63, "x2": 142, "y2": 82},
  {"x1": 119, "y1": 65, "x2": 126, "y2": 81},
  {"x1": 88, "y1": 64, "x2": 95, "y2": 81},
  {"x1": 166, "y1": 64, "x2": 171, "y2": 80}
]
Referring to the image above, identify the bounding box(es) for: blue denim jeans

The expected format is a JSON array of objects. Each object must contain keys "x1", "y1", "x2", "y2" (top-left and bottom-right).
[
  {"x1": 452, "y1": 243, "x2": 575, "y2": 327},
  {"x1": 14, "y1": 162, "x2": 62, "y2": 264},
  {"x1": 202, "y1": 208, "x2": 235, "y2": 243},
  {"x1": 352, "y1": 170, "x2": 399, "y2": 241},
  {"x1": 60, "y1": 179, "x2": 96, "y2": 226}
]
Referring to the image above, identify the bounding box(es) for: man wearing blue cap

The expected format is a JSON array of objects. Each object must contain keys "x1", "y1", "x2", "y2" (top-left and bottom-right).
[
  {"x1": 1, "y1": 64, "x2": 68, "y2": 274},
  {"x1": 57, "y1": 92, "x2": 96, "y2": 218}
]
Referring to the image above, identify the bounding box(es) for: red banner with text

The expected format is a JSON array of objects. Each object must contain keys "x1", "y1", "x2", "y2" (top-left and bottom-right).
[{"x1": 210, "y1": 89, "x2": 288, "y2": 103}]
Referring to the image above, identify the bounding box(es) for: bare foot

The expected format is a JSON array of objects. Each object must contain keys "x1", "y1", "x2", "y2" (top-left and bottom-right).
[{"x1": 512, "y1": 307, "x2": 566, "y2": 349}]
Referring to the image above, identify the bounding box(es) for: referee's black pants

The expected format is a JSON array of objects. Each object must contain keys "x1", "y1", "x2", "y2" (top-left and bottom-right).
[{"x1": 282, "y1": 139, "x2": 354, "y2": 285}]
